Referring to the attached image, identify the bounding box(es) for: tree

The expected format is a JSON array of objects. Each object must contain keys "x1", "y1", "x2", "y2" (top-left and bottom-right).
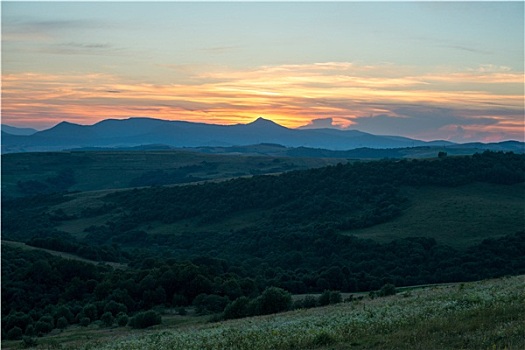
[
  {"x1": 128, "y1": 310, "x2": 161, "y2": 329},
  {"x1": 79, "y1": 317, "x2": 90, "y2": 327},
  {"x1": 223, "y1": 296, "x2": 251, "y2": 320},
  {"x1": 378, "y1": 283, "x2": 397, "y2": 297},
  {"x1": 254, "y1": 287, "x2": 292, "y2": 315},
  {"x1": 7, "y1": 326, "x2": 23, "y2": 340},
  {"x1": 56, "y1": 316, "x2": 69, "y2": 329},
  {"x1": 100, "y1": 312, "x2": 114, "y2": 327},
  {"x1": 116, "y1": 312, "x2": 129, "y2": 327}
]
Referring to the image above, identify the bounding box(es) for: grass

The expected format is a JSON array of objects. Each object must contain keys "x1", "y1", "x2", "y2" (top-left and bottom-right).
[
  {"x1": 345, "y1": 182, "x2": 525, "y2": 249},
  {"x1": 8, "y1": 275, "x2": 522, "y2": 350}
]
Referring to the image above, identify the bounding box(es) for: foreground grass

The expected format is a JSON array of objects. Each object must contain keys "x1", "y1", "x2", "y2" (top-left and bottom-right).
[{"x1": 18, "y1": 275, "x2": 521, "y2": 350}]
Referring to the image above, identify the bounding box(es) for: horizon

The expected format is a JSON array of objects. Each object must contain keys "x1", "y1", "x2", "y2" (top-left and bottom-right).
[
  {"x1": 3, "y1": 116, "x2": 525, "y2": 144},
  {"x1": 2, "y1": 2, "x2": 524, "y2": 142}
]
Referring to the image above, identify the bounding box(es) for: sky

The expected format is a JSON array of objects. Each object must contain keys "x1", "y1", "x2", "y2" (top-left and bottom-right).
[{"x1": 2, "y1": 1, "x2": 524, "y2": 142}]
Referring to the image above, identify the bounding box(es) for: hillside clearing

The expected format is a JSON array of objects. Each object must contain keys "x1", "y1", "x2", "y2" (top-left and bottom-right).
[{"x1": 345, "y1": 182, "x2": 525, "y2": 249}]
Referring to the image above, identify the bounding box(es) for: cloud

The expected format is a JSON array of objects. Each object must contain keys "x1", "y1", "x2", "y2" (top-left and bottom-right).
[
  {"x1": 351, "y1": 105, "x2": 522, "y2": 142},
  {"x1": 2, "y1": 62, "x2": 523, "y2": 141},
  {"x1": 38, "y1": 42, "x2": 126, "y2": 56},
  {"x1": 300, "y1": 117, "x2": 339, "y2": 129},
  {"x1": 2, "y1": 19, "x2": 107, "y2": 42}
]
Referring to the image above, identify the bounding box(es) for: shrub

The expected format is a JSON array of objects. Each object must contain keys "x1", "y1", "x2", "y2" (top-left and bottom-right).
[
  {"x1": 329, "y1": 291, "x2": 343, "y2": 304},
  {"x1": 193, "y1": 294, "x2": 230, "y2": 315},
  {"x1": 100, "y1": 312, "x2": 114, "y2": 327},
  {"x1": 378, "y1": 283, "x2": 397, "y2": 297},
  {"x1": 34, "y1": 320, "x2": 53, "y2": 335},
  {"x1": 22, "y1": 336, "x2": 38, "y2": 348},
  {"x1": 318, "y1": 290, "x2": 331, "y2": 306},
  {"x1": 116, "y1": 313, "x2": 129, "y2": 327},
  {"x1": 7, "y1": 326, "x2": 23, "y2": 340},
  {"x1": 104, "y1": 301, "x2": 127, "y2": 317},
  {"x1": 293, "y1": 295, "x2": 317, "y2": 309},
  {"x1": 223, "y1": 296, "x2": 250, "y2": 320},
  {"x1": 24, "y1": 324, "x2": 36, "y2": 337},
  {"x1": 128, "y1": 310, "x2": 161, "y2": 329},
  {"x1": 79, "y1": 317, "x2": 91, "y2": 327},
  {"x1": 56, "y1": 316, "x2": 68, "y2": 329},
  {"x1": 254, "y1": 287, "x2": 292, "y2": 315}
]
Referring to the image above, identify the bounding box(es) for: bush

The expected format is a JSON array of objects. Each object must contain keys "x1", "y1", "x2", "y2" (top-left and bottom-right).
[
  {"x1": 318, "y1": 290, "x2": 331, "y2": 306},
  {"x1": 79, "y1": 317, "x2": 91, "y2": 327},
  {"x1": 223, "y1": 296, "x2": 250, "y2": 320},
  {"x1": 329, "y1": 291, "x2": 342, "y2": 304},
  {"x1": 7, "y1": 326, "x2": 23, "y2": 340},
  {"x1": 24, "y1": 324, "x2": 36, "y2": 337},
  {"x1": 193, "y1": 294, "x2": 230, "y2": 315},
  {"x1": 22, "y1": 336, "x2": 38, "y2": 348},
  {"x1": 100, "y1": 312, "x2": 114, "y2": 327},
  {"x1": 378, "y1": 283, "x2": 397, "y2": 297},
  {"x1": 56, "y1": 316, "x2": 69, "y2": 329},
  {"x1": 293, "y1": 295, "x2": 317, "y2": 309},
  {"x1": 116, "y1": 313, "x2": 129, "y2": 327},
  {"x1": 104, "y1": 301, "x2": 127, "y2": 317},
  {"x1": 128, "y1": 310, "x2": 161, "y2": 329},
  {"x1": 254, "y1": 287, "x2": 292, "y2": 316},
  {"x1": 34, "y1": 320, "x2": 53, "y2": 335}
]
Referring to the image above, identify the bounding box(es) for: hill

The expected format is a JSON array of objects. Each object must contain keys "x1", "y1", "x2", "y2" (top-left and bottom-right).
[
  {"x1": 1, "y1": 124, "x2": 38, "y2": 136},
  {"x1": 3, "y1": 275, "x2": 524, "y2": 350},
  {"x1": 2, "y1": 151, "x2": 524, "y2": 347},
  {"x1": 1, "y1": 117, "x2": 453, "y2": 153},
  {"x1": 1, "y1": 150, "x2": 345, "y2": 198}
]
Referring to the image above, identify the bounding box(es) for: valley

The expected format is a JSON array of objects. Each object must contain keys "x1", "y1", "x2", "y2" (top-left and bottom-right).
[{"x1": 2, "y1": 150, "x2": 524, "y2": 349}]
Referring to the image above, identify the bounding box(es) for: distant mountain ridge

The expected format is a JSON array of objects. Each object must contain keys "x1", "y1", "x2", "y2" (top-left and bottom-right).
[
  {"x1": 1, "y1": 117, "x2": 519, "y2": 154},
  {"x1": 1, "y1": 124, "x2": 38, "y2": 136}
]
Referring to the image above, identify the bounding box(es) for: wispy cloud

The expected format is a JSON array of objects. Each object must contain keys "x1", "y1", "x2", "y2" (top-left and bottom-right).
[
  {"x1": 2, "y1": 19, "x2": 107, "y2": 42},
  {"x1": 38, "y1": 42, "x2": 126, "y2": 56}
]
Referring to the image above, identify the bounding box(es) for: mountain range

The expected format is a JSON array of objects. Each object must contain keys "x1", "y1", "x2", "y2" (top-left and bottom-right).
[{"x1": 1, "y1": 117, "x2": 523, "y2": 154}]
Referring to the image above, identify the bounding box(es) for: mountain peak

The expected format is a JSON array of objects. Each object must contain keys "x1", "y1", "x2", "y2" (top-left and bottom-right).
[
  {"x1": 246, "y1": 117, "x2": 285, "y2": 129},
  {"x1": 251, "y1": 117, "x2": 275, "y2": 124}
]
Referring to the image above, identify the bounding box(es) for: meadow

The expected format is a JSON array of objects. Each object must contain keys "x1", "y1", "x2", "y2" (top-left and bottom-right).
[{"x1": 6, "y1": 275, "x2": 523, "y2": 350}]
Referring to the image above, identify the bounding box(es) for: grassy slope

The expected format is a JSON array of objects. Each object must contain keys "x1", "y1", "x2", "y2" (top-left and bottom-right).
[
  {"x1": 1, "y1": 151, "x2": 344, "y2": 197},
  {"x1": 8, "y1": 275, "x2": 523, "y2": 350},
  {"x1": 52, "y1": 182, "x2": 525, "y2": 249},
  {"x1": 345, "y1": 182, "x2": 525, "y2": 249}
]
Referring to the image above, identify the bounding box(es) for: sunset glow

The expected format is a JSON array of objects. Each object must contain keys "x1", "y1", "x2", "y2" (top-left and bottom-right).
[{"x1": 2, "y1": 2, "x2": 524, "y2": 142}]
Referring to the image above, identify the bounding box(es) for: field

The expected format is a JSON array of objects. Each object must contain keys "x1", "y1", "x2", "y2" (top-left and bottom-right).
[
  {"x1": 5, "y1": 275, "x2": 524, "y2": 350},
  {"x1": 346, "y1": 182, "x2": 525, "y2": 249}
]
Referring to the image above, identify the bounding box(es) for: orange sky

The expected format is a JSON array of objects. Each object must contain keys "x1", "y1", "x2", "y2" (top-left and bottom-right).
[
  {"x1": 2, "y1": 62, "x2": 524, "y2": 141},
  {"x1": 2, "y1": 2, "x2": 524, "y2": 142}
]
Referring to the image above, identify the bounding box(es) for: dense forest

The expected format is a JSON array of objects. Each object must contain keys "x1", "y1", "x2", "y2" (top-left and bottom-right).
[{"x1": 2, "y1": 151, "x2": 525, "y2": 340}]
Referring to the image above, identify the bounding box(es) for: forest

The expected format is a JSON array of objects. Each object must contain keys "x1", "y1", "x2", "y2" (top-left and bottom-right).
[{"x1": 2, "y1": 151, "x2": 525, "y2": 341}]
